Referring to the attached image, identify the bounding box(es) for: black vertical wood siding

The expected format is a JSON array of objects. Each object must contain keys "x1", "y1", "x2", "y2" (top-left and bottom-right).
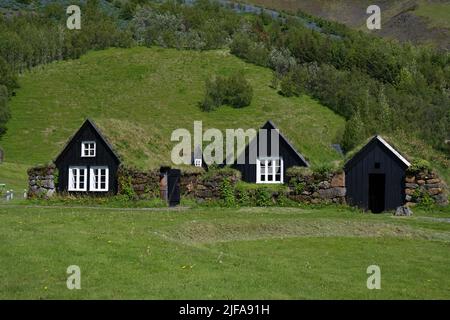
[
  {"x1": 234, "y1": 121, "x2": 309, "y2": 183},
  {"x1": 55, "y1": 120, "x2": 121, "y2": 195},
  {"x1": 345, "y1": 138, "x2": 407, "y2": 211}
]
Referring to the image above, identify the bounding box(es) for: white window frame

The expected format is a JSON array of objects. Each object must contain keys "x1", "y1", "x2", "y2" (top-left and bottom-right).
[
  {"x1": 89, "y1": 166, "x2": 109, "y2": 192},
  {"x1": 81, "y1": 141, "x2": 96, "y2": 157},
  {"x1": 68, "y1": 166, "x2": 88, "y2": 191},
  {"x1": 194, "y1": 158, "x2": 203, "y2": 167},
  {"x1": 256, "y1": 157, "x2": 284, "y2": 184}
]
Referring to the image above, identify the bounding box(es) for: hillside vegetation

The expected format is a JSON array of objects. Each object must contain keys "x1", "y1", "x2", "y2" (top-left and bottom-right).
[
  {"x1": 0, "y1": 0, "x2": 448, "y2": 186},
  {"x1": 0, "y1": 47, "x2": 344, "y2": 170},
  {"x1": 244, "y1": 0, "x2": 450, "y2": 49}
]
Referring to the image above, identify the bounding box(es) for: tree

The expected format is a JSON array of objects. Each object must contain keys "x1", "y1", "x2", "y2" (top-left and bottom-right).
[
  {"x1": 0, "y1": 85, "x2": 10, "y2": 137},
  {"x1": 342, "y1": 108, "x2": 366, "y2": 152}
]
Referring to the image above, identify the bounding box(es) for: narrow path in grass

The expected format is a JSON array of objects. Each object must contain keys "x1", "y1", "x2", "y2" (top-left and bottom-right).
[{"x1": 0, "y1": 203, "x2": 190, "y2": 211}]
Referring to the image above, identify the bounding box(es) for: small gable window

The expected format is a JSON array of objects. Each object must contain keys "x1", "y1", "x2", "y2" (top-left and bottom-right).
[
  {"x1": 257, "y1": 158, "x2": 283, "y2": 184},
  {"x1": 194, "y1": 159, "x2": 202, "y2": 167},
  {"x1": 68, "y1": 166, "x2": 87, "y2": 191},
  {"x1": 90, "y1": 166, "x2": 109, "y2": 192},
  {"x1": 81, "y1": 141, "x2": 96, "y2": 157}
]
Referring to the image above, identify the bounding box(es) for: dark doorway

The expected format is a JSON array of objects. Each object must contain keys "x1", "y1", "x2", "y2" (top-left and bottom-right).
[
  {"x1": 369, "y1": 174, "x2": 385, "y2": 213},
  {"x1": 167, "y1": 169, "x2": 181, "y2": 207}
]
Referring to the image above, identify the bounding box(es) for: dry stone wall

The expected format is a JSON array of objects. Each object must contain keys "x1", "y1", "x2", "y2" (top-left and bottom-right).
[
  {"x1": 26, "y1": 163, "x2": 448, "y2": 208},
  {"x1": 117, "y1": 166, "x2": 160, "y2": 199},
  {"x1": 405, "y1": 170, "x2": 448, "y2": 206},
  {"x1": 286, "y1": 170, "x2": 346, "y2": 204},
  {"x1": 27, "y1": 164, "x2": 56, "y2": 198},
  {"x1": 181, "y1": 169, "x2": 241, "y2": 201}
]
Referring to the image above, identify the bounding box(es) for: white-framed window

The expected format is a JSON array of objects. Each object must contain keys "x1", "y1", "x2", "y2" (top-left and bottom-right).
[
  {"x1": 68, "y1": 166, "x2": 88, "y2": 191},
  {"x1": 256, "y1": 158, "x2": 283, "y2": 184},
  {"x1": 81, "y1": 141, "x2": 96, "y2": 157},
  {"x1": 89, "y1": 166, "x2": 109, "y2": 192},
  {"x1": 194, "y1": 158, "x2": 202, "y2": 167}
]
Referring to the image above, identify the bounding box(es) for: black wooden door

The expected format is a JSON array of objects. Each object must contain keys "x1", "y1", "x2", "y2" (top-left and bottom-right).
[
  {"x1": 369, "y1": 173, "x2": 385, "y2": 213},
  {"x1": 167, "y1": 169, "x2": 181, "y2": 207}
]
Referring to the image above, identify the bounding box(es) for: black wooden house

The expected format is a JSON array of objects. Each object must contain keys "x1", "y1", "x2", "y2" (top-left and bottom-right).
[
  {"x1": 54, "y1": 119, "x2": 121, "y2": 194},
  {"x1": 344, "y1": 135, "x2": 411, "y2": 213},
  {"x1": 234, "y1": 120, "x2": 309, "y2": 184}
]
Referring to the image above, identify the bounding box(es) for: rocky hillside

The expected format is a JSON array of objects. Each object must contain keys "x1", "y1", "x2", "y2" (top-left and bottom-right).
[{"x1": 245, "y1": 0, "x2": 450, "y2": 50}]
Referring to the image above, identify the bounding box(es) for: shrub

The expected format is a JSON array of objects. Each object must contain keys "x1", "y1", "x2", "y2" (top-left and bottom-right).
[
  {"x1": 342, "y1": 110, "x2": 366, "y2": 152},
  {"x1": 286, "y1": 166, "x2": 313, "y2": 176},
  {"x1": 290, "y1": 179, "x2": 306, "y2": 195},
  {"x1": 269, "y1": 48, "x2": 297, "y2": 76},
  {"x1": 220, "y1": 177, "x2": 236, "y2": 207},
  {"x1": 255, "y1": 188, "x2": 272, "y2": 206},
  {"x1": 200, "y1": 72, "x2": 253, "y2": 111},
  {"x1": 408, "y1": 159, "x2": 432, "y2": 174},
  {"x1": 313, "y1": 163, "x2": 334, "y2": 176},
  {"x1": 118, "y1": 174, "x2": 136, "y2": 200}
]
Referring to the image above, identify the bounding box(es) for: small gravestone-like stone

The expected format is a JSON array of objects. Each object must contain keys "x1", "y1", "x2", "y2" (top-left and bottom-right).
[{"x1": 395, "y1": 206, "x2": 413, "y2": 216}]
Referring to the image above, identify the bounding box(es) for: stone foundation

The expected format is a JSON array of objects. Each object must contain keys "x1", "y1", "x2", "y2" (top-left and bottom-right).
[
  {"x1": 26, "y1": 163, "x2": 448, "y2": 208},
  {"x1": 286, "y1": 170, "x2": 346, "y2": 204},
  {"x1": 27, "y1": 164, "x2": 56, "y2": 198},
  {"x1": 181, "y1": 169, "x2": 241, "y2": 201},
  {"x1": 405, "y1": 170, "x2": 448, "y2": 206},
  {"x1": 117, "y1": 166, "x2": 160, "y2": 199}
]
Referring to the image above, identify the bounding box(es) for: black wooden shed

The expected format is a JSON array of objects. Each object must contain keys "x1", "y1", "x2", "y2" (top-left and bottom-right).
[
  {"x1": 233, "y1": 120, "x2": 309, "y2": 184},
  {"x1": 344, "y1": 135, "x2": 411, "y2": 213},
  {"x1": 54, "y1": 119, "x2": 121, "y2": 195}
]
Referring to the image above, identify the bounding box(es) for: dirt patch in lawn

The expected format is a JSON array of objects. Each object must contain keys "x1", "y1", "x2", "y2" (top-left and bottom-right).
[{"x1": 168, "y1": 219, "x2": 450, "y2": 244}]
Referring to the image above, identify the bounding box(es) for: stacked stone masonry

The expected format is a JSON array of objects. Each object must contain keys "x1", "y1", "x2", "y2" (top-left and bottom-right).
[
  {"x1": 405, "y1": 170, "x2": 448, "y2": 206},
  {"x1": 27, "y1": 164, "x2": 448, "y2": 208},
  {"x1": 27, "y1": 164, "x2": 56, "y2": 198},
  {"x1": 287, "y1": 171, "x2": 346, "y2": 204}
]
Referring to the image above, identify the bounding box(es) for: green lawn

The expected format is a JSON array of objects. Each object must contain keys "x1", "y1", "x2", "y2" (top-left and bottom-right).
[{"x1": 1, "y1": 205, "x2": 449, "y2": 299}]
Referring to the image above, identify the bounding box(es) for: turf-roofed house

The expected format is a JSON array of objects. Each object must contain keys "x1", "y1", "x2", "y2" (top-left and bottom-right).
[
  {"x1": 233, "y1": 120, "x2": 310, "y2": 184},
  {"x1": 344, "y1": 135, "x2": 411, "y2": 213},
  {"x1": 54, "y1": 119, "x2": 121, "y2": 195}
]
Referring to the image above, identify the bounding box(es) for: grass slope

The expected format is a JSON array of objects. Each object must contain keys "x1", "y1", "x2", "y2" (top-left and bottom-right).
[
  {"x1": 414, "y1": 3, "x2": 450, "y2": 28},
  {"x1": 0, "y1": 47, "x2": 344, "y2": 171},
  {"x1": 0, "y1": 205, "x2": 449, "y2": 299},
  {"x1": 0, "y1": 162, "x2": 28, "y2": 193}
]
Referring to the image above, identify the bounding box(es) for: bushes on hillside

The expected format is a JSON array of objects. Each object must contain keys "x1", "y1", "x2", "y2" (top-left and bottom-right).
[
  {"x1": 0, "y1": 85, "x2": 10, "y2": 136},
  {"x1": 230, "y1": 32, "x2": 269, "y2": 67},
  {"x1": 132, "y1": 2, "x2": 241, "y2": 50},
  {"x1": 132, "y1": 7, "x2": 205, "y2": 50},
  {"x1": 200, "y1": 73, "x2": 253, "y2": 111}
]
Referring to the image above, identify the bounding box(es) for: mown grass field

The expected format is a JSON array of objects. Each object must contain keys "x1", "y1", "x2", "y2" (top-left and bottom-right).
[
  {"x1": 0, "y1": 46, "x2": 344, "y2": 172},
  {"x1": 0, "y1": 205, "x2": 449, "y2": 299}
]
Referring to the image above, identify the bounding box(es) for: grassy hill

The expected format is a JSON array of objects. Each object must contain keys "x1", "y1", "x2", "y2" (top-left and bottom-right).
[
  {"x1": 244, "y1": 0, "x2": 450, "y2": 50},
  {"x1": 0, "y1": 47, "x2": 344, "y2": 176}
]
